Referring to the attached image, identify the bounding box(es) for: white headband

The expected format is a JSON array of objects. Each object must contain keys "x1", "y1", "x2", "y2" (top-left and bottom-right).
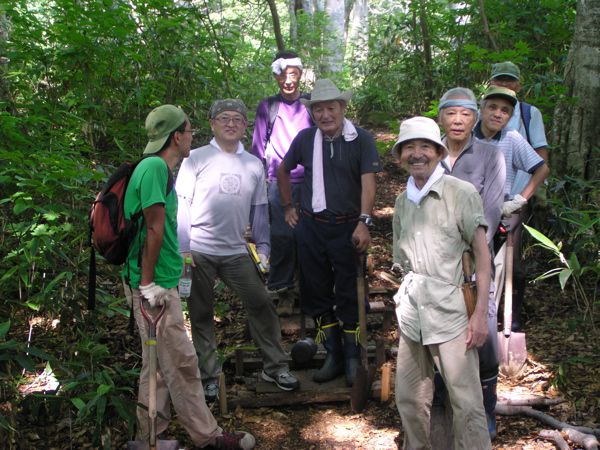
[{"x1": 271, "y1": 57, "x2": 303, "y2": 75}]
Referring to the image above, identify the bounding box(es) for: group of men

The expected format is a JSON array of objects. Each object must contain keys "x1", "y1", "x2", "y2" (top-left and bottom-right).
[{"x1": 120, "y1": 52, "x2": 548, "y2": 449}]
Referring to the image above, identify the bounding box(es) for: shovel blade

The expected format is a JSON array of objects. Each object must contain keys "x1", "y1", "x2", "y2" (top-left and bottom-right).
[
  {"x1": 350, "y1": 366, "x2": 369, "y2": 412},
  {"x1": 127, "y1": 440, "x2": 180, "y2": 450},
  {"x1": 497, "y1": 331, "x2": 527, "y2": 378}
]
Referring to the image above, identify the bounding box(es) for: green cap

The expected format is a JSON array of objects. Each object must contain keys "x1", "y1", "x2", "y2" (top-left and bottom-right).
[
  {"x1": 209, "y1": 99, "x2": 247, "y2": 119},
  {"x1": 482, "y1": 86, "x2": 517, "y2": 107},
  {"x1": 490, "y1": 61, "x2": 520, "y2": 81},
  {"x1": 144, "y1": 105, "x2": 187, "y2": 154}
]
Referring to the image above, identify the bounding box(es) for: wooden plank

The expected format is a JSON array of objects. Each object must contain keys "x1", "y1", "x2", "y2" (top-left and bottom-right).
[{"x1": 380, "y1": 363, "x2": 391, "y2": 402}]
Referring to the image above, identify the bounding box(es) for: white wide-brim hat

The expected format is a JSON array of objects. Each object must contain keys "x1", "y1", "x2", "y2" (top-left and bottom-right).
[{"x1": 391, "y1": 116, "x2": 448, "y2": 158}]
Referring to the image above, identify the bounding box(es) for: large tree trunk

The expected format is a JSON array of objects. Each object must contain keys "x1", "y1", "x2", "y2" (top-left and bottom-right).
[
  {"x1": 321, "y1": 0, "x2": 346, "y2": 74},
  {"x1": 346, "y1": 0, "x2": 369, "y2": 67},
  {"x1": 552, "y1": 0, "x2": 600, "y2": 183}
]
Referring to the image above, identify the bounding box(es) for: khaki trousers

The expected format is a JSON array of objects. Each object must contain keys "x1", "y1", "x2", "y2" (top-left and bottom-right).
[
  {"x1": 125, "y1": 284, "x2": 221, "y2": 446},
  {"x1": 395, "y1": 330, "x2": 491, "y2": 450}
]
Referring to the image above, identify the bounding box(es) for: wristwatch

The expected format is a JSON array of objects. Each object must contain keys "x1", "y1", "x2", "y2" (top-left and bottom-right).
[{"x1": 359, "y1": 214, "x2": 373, "y2": 227}]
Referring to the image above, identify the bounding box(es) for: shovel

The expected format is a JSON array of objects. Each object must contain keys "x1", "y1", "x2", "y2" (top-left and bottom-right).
[
  {"x1": 128, "y1": 300, "x2": 179, "y2": 450},
  {"x1": 351, "y1": 252, "x2": 376, "y2": 412},
  {"x1": 497, "y1": 224, "x2": 527, "y2": 378}
]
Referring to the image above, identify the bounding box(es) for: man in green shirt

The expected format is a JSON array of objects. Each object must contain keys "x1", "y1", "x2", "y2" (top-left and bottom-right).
[
  {"x1": 391, "y1": 117, "x2": 491, "y2": 449},
  {"x1": 122, "y1": 104, "x2": 255, "y2": 449}
]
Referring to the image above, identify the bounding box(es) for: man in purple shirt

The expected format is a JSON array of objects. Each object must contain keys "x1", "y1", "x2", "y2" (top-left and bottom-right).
[{"x1": 251, "y1": 51, "x2": 313, "y2": 316}]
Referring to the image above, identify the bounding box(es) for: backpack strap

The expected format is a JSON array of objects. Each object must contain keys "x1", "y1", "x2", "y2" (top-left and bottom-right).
[
  {"x1": 264, "y1": 95, "x2": 281, "y2": 147},
  {"x1": 519, "y1": 101, "x2": 532, "y2": 145}
]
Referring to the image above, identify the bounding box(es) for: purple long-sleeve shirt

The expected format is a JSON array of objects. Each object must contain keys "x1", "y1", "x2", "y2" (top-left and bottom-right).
[{"x1": 251, "y1": 94, "x2": 312, "y2": 183}]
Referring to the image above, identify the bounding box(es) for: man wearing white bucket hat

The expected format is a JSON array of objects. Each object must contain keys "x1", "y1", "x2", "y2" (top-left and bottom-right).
[
  {"x1": 277, "y1": 78, "x2": 381, "y2": 387},
  {"x1": 391, "y1": 116, "x2": 491, "y2": 449}
]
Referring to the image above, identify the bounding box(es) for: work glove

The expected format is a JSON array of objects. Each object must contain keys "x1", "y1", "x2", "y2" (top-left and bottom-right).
[
  {"x1": 139, "y1": 282, "x2": 169, "y2": 308},
  {"x1": 258, "y1": 253, "x2": 270, "y2": 273},
  {"x1": 502, "y1": 194, "x2": 527, "y2": 217}
]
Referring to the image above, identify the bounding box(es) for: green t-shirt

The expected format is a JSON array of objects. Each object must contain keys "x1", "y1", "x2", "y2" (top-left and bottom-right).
[{"x1": 121, "y1": 156, "x2": 181, "y2": 289}]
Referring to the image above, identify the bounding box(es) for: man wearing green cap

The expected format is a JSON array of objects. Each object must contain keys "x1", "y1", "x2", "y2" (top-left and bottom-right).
[
  {"x1": 176, "y1": 99, "x2": 299, "y2": 402},
  {"x1": 122, "y1": 104, "x2": 255, "y2": 449},
  {"x1": 475, "y1": 86, "x2": 549, "y2": 331},
  {"x1": 489, "y1": 61, "x2": 550, "y2": 331}
]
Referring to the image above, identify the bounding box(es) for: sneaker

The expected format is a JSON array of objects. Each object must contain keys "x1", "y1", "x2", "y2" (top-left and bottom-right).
[
  {"x1": 261, "y1": 370, "x2": 299, "y2": 391},
  {"x1": 202, "y1": 430, "x2": 256, "y2": 450},
  {"x1": 203, "y1": 382, "x2": 219, "y2": 403}
]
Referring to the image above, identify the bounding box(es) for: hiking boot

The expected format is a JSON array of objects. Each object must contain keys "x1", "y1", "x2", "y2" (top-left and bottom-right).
[
  {"x1": 203, "y1": 382, "x2": 219, "y2": 403},
  {"x1": 275, "y1": 289, "x2": 294, "y2": 316},
  {"x1": 201, "y1": 430, "x2": 256, "y2": 449},
  {"x1": 313, "y1": 315, "x2": 344, "y2": 383},
  {"x1": 261, "y1": 370, "x2": 300, "y2": 391},
  {"x1": 342, "y1": 326, "x2": 361, "y2": 387}
]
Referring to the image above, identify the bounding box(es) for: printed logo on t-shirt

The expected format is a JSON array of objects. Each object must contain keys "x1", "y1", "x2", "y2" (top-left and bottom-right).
[{"x1": 219, "y1": 173, "x2": 242, "y2": 196}]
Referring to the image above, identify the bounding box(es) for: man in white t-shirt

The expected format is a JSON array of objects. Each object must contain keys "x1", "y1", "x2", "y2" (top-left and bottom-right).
[{"x1": 176, "y1": 99, "x2": 299, "y2": 403}]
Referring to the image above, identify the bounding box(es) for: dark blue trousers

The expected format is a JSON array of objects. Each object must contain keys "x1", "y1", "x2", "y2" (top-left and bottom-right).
[{"x1": 294, "y1": 214, "x2": 359, "y2": 324}]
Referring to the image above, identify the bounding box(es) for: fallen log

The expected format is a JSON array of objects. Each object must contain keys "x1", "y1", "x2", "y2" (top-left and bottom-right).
[
  {"x1": 496, "y1": 403, "x2": 600, "y2": 439},
  {"x1": 497, "y1": 395, "x2": 565, "y2": 406},
  {"x1": 539, "y1": 430, "x2": 569, "y2": 449},
  {"x1": 563, "y1": 428, "x2": 600, "y2": 450}
]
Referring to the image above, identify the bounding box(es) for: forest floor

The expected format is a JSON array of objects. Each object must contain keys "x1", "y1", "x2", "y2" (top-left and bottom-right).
[{"x1": 10, "y1": 130, "x2": 600, "y2": 449}]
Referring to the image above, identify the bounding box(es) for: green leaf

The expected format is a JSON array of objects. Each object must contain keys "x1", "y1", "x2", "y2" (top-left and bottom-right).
[
  {"x1": 97, "y1": 384, "x2": 112, "y2": 396},
  {"x1": 558, "y1": 268, "x2": 572, "y2": 290},
  {"x1": 0, "y1": 320, "x2": 10, "y2": 340},
  {"x1": 523, "y1": 224, "x2": 560, "y2": 253},
  {"x1": 71, "y1": 397, "x2": 86, "y2": 411}
]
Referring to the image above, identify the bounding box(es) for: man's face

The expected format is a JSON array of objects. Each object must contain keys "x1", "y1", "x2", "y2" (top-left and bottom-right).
[
  {"x1": 399, "y1": 139, "x2": 443, "y2": 186},
  {"x1": 312, "y1": 100, "x2": 345, "y2": 137},
  {"x1": 490, "y1": 75, "x2": 521, "y2": 93},
  {"x1": 275, "y1": 67, "x2": 301, "y2": 97},
  {"x1": 175, "y1": 120, "x2": 194, "y2": 158},
  {"x1": 480, "y1": 97, "x2": 513, "y2": 135},
  {"x1": 210, "y1": 111, "x2": 247, "y2": 144},
  {"x1": 439, "y1": 106, "x2": 477, "y2": 143}
]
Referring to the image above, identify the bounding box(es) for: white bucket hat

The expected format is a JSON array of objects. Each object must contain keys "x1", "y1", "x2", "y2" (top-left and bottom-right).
[
  {"x1": 300, "y1": 79, "x2": 352, "y2": 108},
  {"x1": 391, "y1": 116, "x2": 448, "y2": 158}
]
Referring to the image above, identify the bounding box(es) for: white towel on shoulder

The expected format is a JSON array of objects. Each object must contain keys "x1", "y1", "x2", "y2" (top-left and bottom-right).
[{"x1": 311, "y1": 119, "x2": 358, "y2": 212}]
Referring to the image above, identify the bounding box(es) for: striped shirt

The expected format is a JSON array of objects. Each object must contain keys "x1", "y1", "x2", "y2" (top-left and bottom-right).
[{"x1": 474, "y1": 123, "x2": 544, "y2": 199}]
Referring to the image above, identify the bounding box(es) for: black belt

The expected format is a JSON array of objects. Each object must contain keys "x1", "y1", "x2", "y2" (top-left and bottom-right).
[{"x1": 301, "y1": 209, "x2": 359, "y2": 224}]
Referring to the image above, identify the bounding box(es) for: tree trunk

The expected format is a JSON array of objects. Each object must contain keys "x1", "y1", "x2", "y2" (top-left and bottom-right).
[
  {"x1": 477, "y1": 0, "x2": 498, "y2": 51},
  {"x1": 552, "y1": 0, "x2": 600, "y2": 183},
  {"x1": 322, "y1": 0, "x2": 346, "y2": 74},
  {"x1": 266, "y1": 0, "x2": 285, "y2": 52},
  {"x1": 346, "y1": 0, "x2": 369, "y2": 66},
  {"x1": 417, "y1": 1, "x2": 433, "y2": 99}
]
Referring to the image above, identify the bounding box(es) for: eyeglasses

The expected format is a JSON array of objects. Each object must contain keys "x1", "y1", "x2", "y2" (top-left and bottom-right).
[
  {"x1": 181, "y1": 129, "x2": 198, "y2": 135},
  {"x1": 213, "y1": 116, "x2": 246, "y2": 126}
]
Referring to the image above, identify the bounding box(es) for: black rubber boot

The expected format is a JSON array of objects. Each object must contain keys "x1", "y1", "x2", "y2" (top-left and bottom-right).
[
  {"x1": 342, "y1": 325, "x2": 361, "y2": 387},
  {"x1": 313, "y1": 314, "x2": 344, "y2": 383},
  {"x1": 512, "y1": 277, "x2": 526, "y2": 331},
  {"x1": 482, "y1": 379, "x2": 497, "y2": 440}
]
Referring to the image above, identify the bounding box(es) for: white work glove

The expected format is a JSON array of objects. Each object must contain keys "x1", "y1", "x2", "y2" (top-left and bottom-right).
[
  {"x1": 258, "y1": 253, "x2": 270, "y2": 273},
  {"x1": 139, "y1": 282, "x2": 169, "y2": 308},
  {"x1": 502, "y1": 194, "x2": 527, "y2": 217}
]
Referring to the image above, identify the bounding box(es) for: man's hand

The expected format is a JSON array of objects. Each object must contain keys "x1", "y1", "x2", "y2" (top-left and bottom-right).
[
  {"x1": 352, "y1": 221, "x2": 371, "y2": 253},
  {"x1": 258, "y1": 253, "x2": 270, "y2": 272},
  {"x1": 465, "y1": 311, "x2": 488, "y2": 350},
  {"x1": 284, "y1": 205, "x2": 299, "y2": 228},
  {"x1": 139, "y1": 282, "x2": 169, "y2": 308},
  {"x1": 502, "y1": 194, "x2": 527, "y2": 217}
]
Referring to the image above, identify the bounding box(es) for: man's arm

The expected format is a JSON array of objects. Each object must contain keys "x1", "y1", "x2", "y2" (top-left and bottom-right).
[
  {"x1": 352, "y1": 172, "x2": 376, "y2": 253},
  {"x1": 140, "y1": 203, "x2": 166, "y2": 286},
  {"x1": 519, "y1": 162, "x2": 549, "y2": 201},
  {"x1": 277, "y1": 159, "x2": 299, "y2": 227},
  {"x1": 466, "y1": 226, "x2": 490, "y2": 350},
  {"x1": 251, "y1": 100, "x2": 269, "y2": 160}
]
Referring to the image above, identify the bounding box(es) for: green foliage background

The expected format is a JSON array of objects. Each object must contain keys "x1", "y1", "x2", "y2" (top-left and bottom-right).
[{"x1": 1, "y1": 0, "x2": 596, "y2": 447}]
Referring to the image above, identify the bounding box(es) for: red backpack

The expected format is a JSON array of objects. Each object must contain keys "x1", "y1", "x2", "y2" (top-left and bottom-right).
[{"x1": 88, "y1": 157, "x2": 172, "y2": 308}]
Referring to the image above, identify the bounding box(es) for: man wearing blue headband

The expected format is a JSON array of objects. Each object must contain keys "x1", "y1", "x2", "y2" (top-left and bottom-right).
[{"x1": 437, "y1": 87, "x2": 506, "y2": 439}]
